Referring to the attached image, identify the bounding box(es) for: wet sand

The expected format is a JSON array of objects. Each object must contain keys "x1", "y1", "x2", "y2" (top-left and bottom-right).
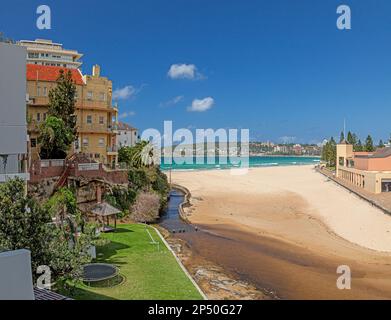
[{"x1": 171, "y1": 166, "x2": 391, "y2": 299}]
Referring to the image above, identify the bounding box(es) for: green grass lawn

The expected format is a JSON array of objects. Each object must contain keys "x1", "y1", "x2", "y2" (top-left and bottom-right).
[{"x1": 69, "y1": 224, "x2": 203, "y2": 300}]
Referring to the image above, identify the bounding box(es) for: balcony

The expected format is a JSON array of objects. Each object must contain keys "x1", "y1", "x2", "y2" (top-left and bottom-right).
[
  {"x1": 110, "y1": 123, "x2": 119, "y2": 133},
  {"x1": 107, "y1": 146, "x2": 118, "y2": 155},
  {"x1": 77, "y1": 124, "x2": 112, "y2": 134},
  {"x1": 0, "y1": 155, "x2": 29, "y2": 182},
  {"x1": 27, "y1": 96, "x2": 49, "y2": 106}
]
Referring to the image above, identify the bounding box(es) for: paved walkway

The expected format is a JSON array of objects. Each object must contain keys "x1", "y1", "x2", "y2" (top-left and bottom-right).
[{"x1": 317, "y1": 167, "x2": 391, "y2": 215}]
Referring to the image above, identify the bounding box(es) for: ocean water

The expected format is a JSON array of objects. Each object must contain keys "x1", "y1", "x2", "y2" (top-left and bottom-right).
[{"x1": 160, "y1": 156, "x2": 320, "y2": 171}]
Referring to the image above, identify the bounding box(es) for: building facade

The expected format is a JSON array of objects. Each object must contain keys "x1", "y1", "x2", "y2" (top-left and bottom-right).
[
  {"x1": 336, "y1": 142, "x2": 391, "y2": 194},
  {"x1": 117, "y1": 121, "x2": 139, "y2": 148},
  {"x1": 26, "y1": 64, "x2": 119, "y2": 166},
  {"x1": 0, "y1": 42, "x2": 29, "y2": 183},
  {"x1": 18, "y1": 39, "x2": 82, "y2": 69}
]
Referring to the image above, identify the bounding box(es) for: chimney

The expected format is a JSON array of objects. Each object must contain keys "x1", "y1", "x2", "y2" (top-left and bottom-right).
[
  {"x1": 96, "y1": 185, "x2": 102, "y2": 203},
  {"x1": 92, "y1": 65, "x2": 100, "y2": 77}
]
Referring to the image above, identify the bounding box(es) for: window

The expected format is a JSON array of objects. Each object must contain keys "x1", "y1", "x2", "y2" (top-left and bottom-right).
[
  {"x1": 382, "y1": 180, "x2": 391, "y2": 193},
  {"x1": 86, "y1": 115, "x2": 92, "y2": 124},
  {"x1": 43, "y1": 113, "x2": 47, "y2": 121},
  {"x1": 31, "y1": 139, "x2": 37, "y2": 148},
  {"x1": 95, "y1": 153, "x2": 100, "y2": 159},
  {"x1": 99, "y1": 116, "x2": 104, "y2": 125},
  {"x1": 98, "y1": 138, "x2": 105, "y2": 147},
  {"x1": 28, "y1": 52, "x2": 39, "y2": 59},
  {"x1": 82, "y1": 138, "x2": 89, "y2": 146},
  {"x1": 87, "y1": 91, "x2": 93, "y2": 100},
  {"x1": 99, "y1": 92, "x2": 106, "y2": 101},
  {"x1": 43, "y1": 87, "x2": 47, "y2": 96},
  {"x1": 36, "y1": 113, "x2": 41, "y2": 122},
  {"x1": 37, "y1": 86, "x2": 41, "y2": 96}
]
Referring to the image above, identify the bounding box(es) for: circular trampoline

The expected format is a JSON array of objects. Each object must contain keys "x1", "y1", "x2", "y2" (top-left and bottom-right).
[{"x1": 82, "y1": 263, "x2": 119, "y2": 285}]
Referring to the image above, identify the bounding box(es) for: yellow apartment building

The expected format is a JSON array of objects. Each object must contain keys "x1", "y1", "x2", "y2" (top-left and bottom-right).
[{"x1": 26, "y1": 64, "x2": 119, "y2": 166}]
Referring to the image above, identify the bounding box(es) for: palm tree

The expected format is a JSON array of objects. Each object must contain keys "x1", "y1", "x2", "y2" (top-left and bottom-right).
[{"x1": 131, "y1": 141, "x2": 158, "y2": 168}]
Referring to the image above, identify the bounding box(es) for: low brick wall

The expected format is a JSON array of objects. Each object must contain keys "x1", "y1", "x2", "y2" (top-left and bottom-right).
[
  {"x1": 29, "y1": 159, "x2": 128, "y2": 185},
  {"x1": 29, "y1": 160, "x2": 64, "y2": 183}
]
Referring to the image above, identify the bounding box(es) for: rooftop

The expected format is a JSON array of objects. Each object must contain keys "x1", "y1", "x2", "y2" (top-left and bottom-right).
[
  {"x1": 355, "y1": 147, "x2": 391, "y2": 159},
  {"x1": 91, "y1": 202, "x2": 121, "y2": 217},
  {"x1": 118, "y1": 121, "x2": 137, "y2": 131},
  {"x1": 19, "y1": 39, "x2": 83, "y2": 59},
  {"x1": 26, "y1": 64, "x2": 84, "y2": 85}
]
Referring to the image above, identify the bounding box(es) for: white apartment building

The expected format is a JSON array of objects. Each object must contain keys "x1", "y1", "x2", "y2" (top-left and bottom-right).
[
  {"x1": 0, "y1": 42, "x2": 29, "y2": 182},
  {"x1": 117, "y1": 122, "x2": 139, "y2": 148},
  {"x1": 18, "y1": 39, "x2": 83, "y2": 69}
]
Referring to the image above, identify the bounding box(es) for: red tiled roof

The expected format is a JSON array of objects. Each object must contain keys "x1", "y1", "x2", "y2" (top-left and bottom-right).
[
  {"x1": 26, "y1": 64, "x2": 84, "y2": 85},
  {"x1": 118, "y1": 121, "x2": 137, "y2": 131}
]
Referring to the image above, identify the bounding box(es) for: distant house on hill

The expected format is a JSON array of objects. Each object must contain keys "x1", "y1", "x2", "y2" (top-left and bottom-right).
[{"x1": 117, "y1": 122, "x2": 139, "y2": 148}]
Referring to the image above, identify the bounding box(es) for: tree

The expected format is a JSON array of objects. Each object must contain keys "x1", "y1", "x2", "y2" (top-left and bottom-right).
[
  {"x1": 340, "y1": 131, "x2": 345, "y2": 143},
  {"x1": 38, "y1": 116, "x2": 74, "y2": 159},
  {"x1": 328, "y1": 137, "x2": 337, "y2": 167},
  {"x1": 119, "y1": 141, "x2": 156, "y2": 168},
  {"x1": 104, "y1": 186, "x2": 137, "y2": 218},
  {"x1": 365, "y1": 135, "x2": 375, "y2": 152},
  {"x1": 379, "y1": 140, "x2": 385, "y2": 148},
  {"x1": 0, "y1": 179, "x2": 91, "y2": 285},
  {"x1": 356, "y1": 139, "x2": 363, "y2": 152},
  {"x1": 321, "y1": 137, "x2": 337, "y2": 168},
  {"x1": 118, "y1": 146, "x2": 133, "y2": 165},
  {"x1": 346, "y1": 131, "x2": 354, "y2": 145},
  {"x1": 0, "y1": 179, "x2": 52, "y2": 279},
  {"x1": 48, "y1": 70, "x2": 77, "y2": 136},
  {"x1": 128, "y1": 167, "x2": 150, "y2": 191}
]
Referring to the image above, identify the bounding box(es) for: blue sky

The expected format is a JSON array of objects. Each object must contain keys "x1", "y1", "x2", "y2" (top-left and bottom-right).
[{"x1": 2, "y1": 0, "x2": 391, "y2": 144}]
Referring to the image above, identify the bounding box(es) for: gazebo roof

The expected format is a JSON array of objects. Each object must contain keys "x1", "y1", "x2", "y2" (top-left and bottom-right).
[{"x1": 91, "y1": 202, "x2": 121, "y2": 217}]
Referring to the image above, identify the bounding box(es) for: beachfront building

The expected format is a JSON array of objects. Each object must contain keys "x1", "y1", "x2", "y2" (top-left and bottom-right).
[
  {"x1": 336, "y1": 142, "x2": 391, "y2": 194},
  {"x1": 0, "y1": 42, "x2": 29, "y2": 183},
  {"x1": 117, "y1": 121, "x2": 139, "y2": 148},
  {"x1": 18, "y1": 39, "x2": 83, "y2": 69},
  {"x1": 26, "y1": 63, "x2": 119, "y2": 166}
]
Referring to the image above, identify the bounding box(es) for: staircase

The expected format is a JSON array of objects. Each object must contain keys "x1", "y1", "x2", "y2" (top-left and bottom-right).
[{"x1": 52, "y1": 154, "x2": 76, "y2": 194}]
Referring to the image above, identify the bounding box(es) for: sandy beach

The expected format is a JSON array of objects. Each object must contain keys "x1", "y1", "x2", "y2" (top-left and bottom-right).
[{"x1": 171, "y1": 165, "x2": 391, "y2": 299}]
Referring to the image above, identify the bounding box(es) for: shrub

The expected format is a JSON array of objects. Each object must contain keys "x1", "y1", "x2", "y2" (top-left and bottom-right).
[
  {"x1": 128, "y1": 167, "x2": 149, "y2": 191},
  {"x1": 152, "y1": 168, "x2": 170, "y2": 207},
  {"x1": 104, "y1": 187, "x2": 137, "y2": 218}
]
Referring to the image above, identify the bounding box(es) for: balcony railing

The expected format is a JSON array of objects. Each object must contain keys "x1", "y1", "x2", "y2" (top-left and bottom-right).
[{"x1": 107, "y1": 146, "x2": 118, "y2": 153}]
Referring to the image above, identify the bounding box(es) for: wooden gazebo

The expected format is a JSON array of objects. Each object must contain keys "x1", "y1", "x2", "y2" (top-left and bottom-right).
[{"x1": 91, "y1": 202, "x2": 121, "y2": 233}]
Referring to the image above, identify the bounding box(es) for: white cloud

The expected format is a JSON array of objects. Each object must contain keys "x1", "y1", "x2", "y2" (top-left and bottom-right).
[
  {"x1": 118, "y1": 111, "x2": 136, "y2": 119},
  {"x1": 113, "y1": 85, "x2": 137, "y2": 100},
  {"x1": 167, "y1": 64, "x2": 204, "y2": 80},
  {"x1": 160, "y1": 95, "x2": 184, "y2": 107},
  {"x1": 187, "y1": 97, "x2": 214, "y2": 112}
]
